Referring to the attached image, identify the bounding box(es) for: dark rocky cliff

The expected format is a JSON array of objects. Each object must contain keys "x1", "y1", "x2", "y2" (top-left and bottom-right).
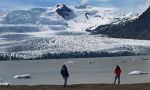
[
  {"x1": 91, "y1": 6, "x2": 150, "y2": 40},
  {"x1": 56, "y1": 4, "x2": 76, "y2": 20}
]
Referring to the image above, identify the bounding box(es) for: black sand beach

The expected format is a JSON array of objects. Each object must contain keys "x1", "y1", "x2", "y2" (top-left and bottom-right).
[{"x1": 1, "y1": 83, "x2": 150, "y2": 90}]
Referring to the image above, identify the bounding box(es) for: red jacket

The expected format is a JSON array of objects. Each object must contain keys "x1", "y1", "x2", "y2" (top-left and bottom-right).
[{"x1": 115, "y1": 68, "x2": 121, "y2": 76}]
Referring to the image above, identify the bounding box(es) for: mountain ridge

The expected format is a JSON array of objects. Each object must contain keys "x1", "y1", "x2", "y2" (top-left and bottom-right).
[{"x1": 89, "y1": 6, "x2": 150, "y2": 40}]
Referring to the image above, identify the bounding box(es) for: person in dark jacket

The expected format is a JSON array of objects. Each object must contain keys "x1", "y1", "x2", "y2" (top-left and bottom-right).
[
  {"x1": 61, "y1": 64, "x2": 69, "y2": 87},
  {"x1": 114, "y1": 65, "x2": 121, "y2": 84}
]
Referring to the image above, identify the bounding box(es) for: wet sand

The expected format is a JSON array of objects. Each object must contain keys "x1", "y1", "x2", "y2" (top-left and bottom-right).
[{"x1": 0, "y1": 55, "x2": 150, "y2": 85}]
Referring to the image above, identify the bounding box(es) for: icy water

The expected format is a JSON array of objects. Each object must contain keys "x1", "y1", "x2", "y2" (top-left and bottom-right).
[{"x1": 0, "y1": 56, "x2": 150, "y2": 85}]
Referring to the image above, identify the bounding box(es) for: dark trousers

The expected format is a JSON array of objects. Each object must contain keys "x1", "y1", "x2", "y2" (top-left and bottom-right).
[
  {"x1": 114, "y1": 76, "x2": 120, "y2": 84},
  {"x1": 63, "y1": 77, "x2": 68, "y2": 87}
]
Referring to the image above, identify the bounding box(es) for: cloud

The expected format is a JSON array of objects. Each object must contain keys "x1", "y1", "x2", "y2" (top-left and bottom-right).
[
  {"x1": 136, "y1": 0, "x2": 150, "y2": 13},
  {"x1": 0, "y1": 0, "x2": 149, "y2": 10},
  {"x1": 141, "y1": 0, "x2": 150, "y2": 10},
  {"x1": 81, "y1": 0, "x2": 89, "y2": 4},
  {"x1": 80, "y1": 0, "x2": 110, "y2": 4}
]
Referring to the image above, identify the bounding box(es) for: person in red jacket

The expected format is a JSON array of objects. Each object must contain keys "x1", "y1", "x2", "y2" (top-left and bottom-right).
[{"x1": 114, "y1": 65, "x2": 121, "y2": 84}]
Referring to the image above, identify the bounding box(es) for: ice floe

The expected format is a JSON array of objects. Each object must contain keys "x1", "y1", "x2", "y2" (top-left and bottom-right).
[
  {"x1": 87, "y1": 61, "x2": 99, "y2": 64},
  {"x1": 117, "y1": 60, "x2": 127, "y2": 63},
  {"x1": 14, "y1": 74, "x2": 31, "y2": 79},
  {"x1": 128, "y1": 71, "x2": 148, "y2": 75},
  {"x1": 0, "y1": 83, "x2": 10, "y2": 85},
  {"x1": 65, "y1": 61, "x2": 75, "y2": 64}
]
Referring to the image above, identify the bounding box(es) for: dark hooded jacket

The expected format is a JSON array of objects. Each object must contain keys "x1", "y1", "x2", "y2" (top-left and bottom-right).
[{"x1": 61, "y1": 65, "x2": 69, "y2": 77}]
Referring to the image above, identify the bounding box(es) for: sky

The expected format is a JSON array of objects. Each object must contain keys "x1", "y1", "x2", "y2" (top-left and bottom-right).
[{"x1": 0, "y1": 0, "x2": 149, "y2": 11}]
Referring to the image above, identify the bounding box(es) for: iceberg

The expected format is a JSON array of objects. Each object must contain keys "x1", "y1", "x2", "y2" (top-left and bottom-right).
[
  {"x1": 0, "y1": 83, "x2": 10, "y2": 85},
  {"x1": 128, "y1": 71, "x2": 148, "y2": 75},
  {"x1": 65, "y1": 61, "x2": 75, "y2": 64},
  {"x1": 14, "y1": 74, "x2": 31, "y2": 79}
]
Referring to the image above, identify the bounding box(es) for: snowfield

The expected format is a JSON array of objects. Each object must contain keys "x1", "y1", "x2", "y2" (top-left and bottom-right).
[{"x1": 0, "y1": 4, "x2": 148, "y2": 60}]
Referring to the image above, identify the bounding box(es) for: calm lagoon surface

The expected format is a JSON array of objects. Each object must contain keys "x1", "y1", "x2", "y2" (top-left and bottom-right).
[{"x1": 0, "y1": 56, "x2": 150, "y2": 85}]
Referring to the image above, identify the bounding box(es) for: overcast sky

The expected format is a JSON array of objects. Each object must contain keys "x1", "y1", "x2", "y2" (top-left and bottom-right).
[{"x1": 0, "y1": 0, "x2": 149, "y2": 11}]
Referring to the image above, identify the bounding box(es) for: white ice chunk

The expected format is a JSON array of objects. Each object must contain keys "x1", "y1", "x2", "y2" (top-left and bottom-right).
[
  {"x1": 65, "y1": 61, "x2": 75, "y2": 64},
  {"x1": 0, "y1": 83, "x2": 10, "y2": 85},
  {"x1": 128, "y1": 71, "x2": 148, "y2": 75},
  {"x1": 14, "y1": 74, "x2": 31, "y2": 79},
  {"x1": 87, "y1": 61, "x2": 99, "y2": 64}
]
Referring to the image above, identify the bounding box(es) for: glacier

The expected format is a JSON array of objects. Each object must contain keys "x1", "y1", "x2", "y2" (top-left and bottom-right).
[{"x1": 0, "y1": 4, "x2": 149, "y2": 60}]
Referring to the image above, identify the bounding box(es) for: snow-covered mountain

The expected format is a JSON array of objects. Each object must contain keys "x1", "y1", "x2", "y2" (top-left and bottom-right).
[
  {"x1": 0, "y1": 4, "x2": 149, "y2": 60},
  {"x1": 88, "y1": 6, "x2": 150, "y2": 40},
  {"x1": 0, "y1": 4, "x2": 139, "y2": 32}
]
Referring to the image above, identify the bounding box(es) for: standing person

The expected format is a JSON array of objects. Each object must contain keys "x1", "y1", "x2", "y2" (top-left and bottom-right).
[
  {"x1": 61, "y1": 64, "x2": 69, "y2": 87},
  {"x1": 114, "y1": 65, "x2": 121, "y2": 84}
]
